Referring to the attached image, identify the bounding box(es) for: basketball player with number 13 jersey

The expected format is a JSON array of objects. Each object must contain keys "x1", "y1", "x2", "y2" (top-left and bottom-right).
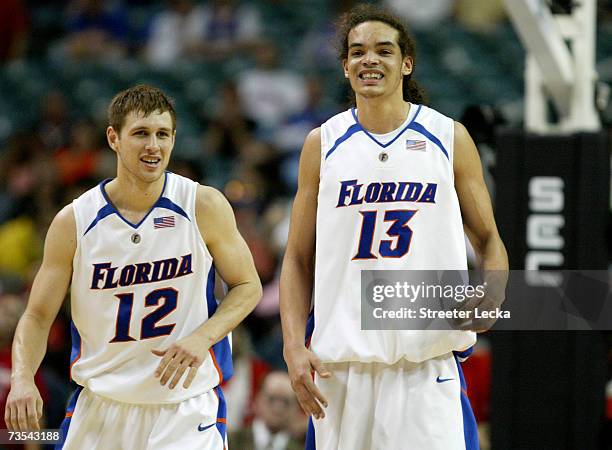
[{"x1": 280, "y1": 5, "x2": 508, "y2": 450}]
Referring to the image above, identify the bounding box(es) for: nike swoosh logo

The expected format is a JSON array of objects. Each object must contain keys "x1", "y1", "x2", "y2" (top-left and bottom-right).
[
  {"x1": 436, "y1": 376, "x2": 454, "y2": 383},
  {"x1": 198, "y1": 423, "x2": 215, "y2": 432}
]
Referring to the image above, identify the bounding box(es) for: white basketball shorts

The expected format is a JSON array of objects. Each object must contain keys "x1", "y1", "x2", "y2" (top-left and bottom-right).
[
  {"x1": 306, "y1": 352, "x2": 479, "y2": 450},
  {"x1": 55, "y1": 386, "x2": 227, "y2": 450}
]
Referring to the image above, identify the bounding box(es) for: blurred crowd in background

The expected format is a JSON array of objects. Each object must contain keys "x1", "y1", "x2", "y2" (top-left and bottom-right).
[{"x1": 1, "y1": 0, "x2": 612, "y2": 449}]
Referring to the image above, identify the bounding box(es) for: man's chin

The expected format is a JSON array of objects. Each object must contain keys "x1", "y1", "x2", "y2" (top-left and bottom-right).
[
  {"x1": 357, "y1": 89, "x2": 385, "y2": 99},
  {"x1": 138, "y1": 170, "x2": 165, "y2": 184}
]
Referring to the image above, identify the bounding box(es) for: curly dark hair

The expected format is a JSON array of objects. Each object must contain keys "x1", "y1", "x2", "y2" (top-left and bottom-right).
[{"x1": 336, "y1": 4, "x2": 426, "y2": 104}]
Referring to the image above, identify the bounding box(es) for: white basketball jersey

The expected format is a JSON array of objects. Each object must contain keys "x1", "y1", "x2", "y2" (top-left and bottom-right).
[
  {"x1": 70, "y1": 172, "x2": 232, "y2": 404},
  {"x1": 311, "y1": 105, "x2": 476, "y2": 364}
]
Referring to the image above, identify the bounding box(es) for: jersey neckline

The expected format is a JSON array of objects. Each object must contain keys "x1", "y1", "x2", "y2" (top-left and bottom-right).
[
  {"x1": 98, "y1": 171, "x2": 169, "y2": 229},
  {"x1": 350, "y1": 104, "x2": 422, "y2": 149}
]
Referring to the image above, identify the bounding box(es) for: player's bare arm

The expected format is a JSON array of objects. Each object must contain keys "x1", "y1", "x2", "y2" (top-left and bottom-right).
[
  {"x1": 153, "y1": 185, "x2": 262, "y2": 389},
  {"x1": 279, "y1": 128, "x2": 331, "y2": 420},
  {"x1": 454, "y1": 122, "x2": 507, "y2": 270},
  {"x1": 454, "y1": 121, "x2": 509, "y2": 327},
  {"x1": 5, "y1": 205, "x2": 76, "y2": 432}
]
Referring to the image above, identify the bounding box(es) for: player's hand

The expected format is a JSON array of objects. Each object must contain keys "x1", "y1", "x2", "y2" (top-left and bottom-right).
[
  {"x1": 454, "y1": 295, "x2": 501, "y2": 332},
  {"x1": 5, "y1": 375, "x2": 43, "y2": 432},
  {"x1": 152, "y1": 334, "x2": 209, "y2": 390},
  {"x1": 283, "y1": 344, "x2": 330, "y2": 420},
  {"x1": 455, "y1": 276, "x2": 506, "y2": 333}
]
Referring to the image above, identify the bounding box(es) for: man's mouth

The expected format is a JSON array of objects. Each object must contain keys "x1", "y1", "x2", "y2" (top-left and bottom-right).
[
  {"x1": 140, "y1": 156, "x2": 161, "y2": 167},
  {"x1": 359, "y1": 72, "x2": 384, "y2": 80}
]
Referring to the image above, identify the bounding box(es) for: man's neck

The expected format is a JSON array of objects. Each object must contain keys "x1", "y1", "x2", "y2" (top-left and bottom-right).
[
  {"x1": 105, "y1": 172, "x2": 165, "y2": 220},
  {"x1": 355, "y1": 95, "x2": 410, "y2": 134}
]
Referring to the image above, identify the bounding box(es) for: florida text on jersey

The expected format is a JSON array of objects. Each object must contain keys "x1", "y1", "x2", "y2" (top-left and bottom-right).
[
  {"x1": 310, "y1": 105, "x2": 475, "y2": 364},
  {"x1": 69, "y1": 172, "x2": 232, "y2": 404}
]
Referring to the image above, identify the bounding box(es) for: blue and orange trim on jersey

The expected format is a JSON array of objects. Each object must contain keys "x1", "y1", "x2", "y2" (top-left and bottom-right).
[
  {"x1": 453, "y1": 349, "x2": 479, "y2": 450},
  {"x1": 69, "y1": 321, "x2": 82, "y2": 380},
  {"x1": 205, "y1": 265, "x2": 233, "y2": 383},
  {"x1": 213, "y1": 386, "x2": 228, "y2": 449},
  {"x1": 55, "y1": 385, "x2": 83, "y2": 449}
]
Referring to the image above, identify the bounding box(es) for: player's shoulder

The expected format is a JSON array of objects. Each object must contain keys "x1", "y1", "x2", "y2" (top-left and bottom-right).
[
  {"x1": 320, "y1": 108, "x2": 355, "y2": 148},
  {"x1": 303, "y1": 127, "x2": 321, "y2": 148},
  {"x1": 70, "y1": 181, "x2": 110, "y2": 226},
  {"x1": 412, "y1": 104, "x2": 458, "y2": 151},
  {"x1": 47, "y1": 203, "x2": 77, "y2": 248},
  {"x1": 413, "y1": 104, "x2": 454, "y2": 125},
  {"x1": 163, "y1": 171, "x2": 199, "y2": 195},
  {"x1": 73, "y1": 181, "x2": 105, "y2": 204},
  {"x1": 321, "y1": 108, "x2": 355, "y2": 131},
  {"x1": 194, "y1": 184, "x2": 237, "y2": 244},
  {"x1": 156, "y1": 172, "x2": 201, "y2": 216},
  {"x1": 195, "y1": 184, "x2": 233, "y2": 219},
  {"x1": 54, "y1": 203, "x2": 76, "y2": 227}
]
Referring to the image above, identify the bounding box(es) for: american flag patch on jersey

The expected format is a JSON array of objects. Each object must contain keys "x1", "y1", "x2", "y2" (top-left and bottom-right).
[
  {"x1": 406, "y1": 139, "x2": 426, "y2": 151},
  {"x1": 153, "y1": 216, "x2": 175, "y2": 229}
]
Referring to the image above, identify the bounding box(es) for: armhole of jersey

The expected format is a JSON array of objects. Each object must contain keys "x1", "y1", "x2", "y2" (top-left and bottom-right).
[
  {"x1": 450, "y1": 119, "x2": 456, "y2": 182},
  {"x1": 319, "y1": 125, "x2": 328, "y2": 177},
  {"x1": 71, "y1": 198, "x2": 83, "y2": 266},
  {"x1": 191, "y1": 181, "x2": 214, "y2": 263}
]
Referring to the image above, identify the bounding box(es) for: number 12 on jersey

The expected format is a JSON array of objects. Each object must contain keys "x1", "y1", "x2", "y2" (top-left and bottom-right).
[
  {"x1": 110, "y1": 288, "x2": 178, "y2": 342},
  {"x1": 353, "y1": 209, "x2": 417, "y2": 260}
]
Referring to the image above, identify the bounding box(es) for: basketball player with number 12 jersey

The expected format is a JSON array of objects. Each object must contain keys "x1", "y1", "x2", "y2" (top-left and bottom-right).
[{"x1": 5, "y1": 85, "x2": 262, "y2": 450}]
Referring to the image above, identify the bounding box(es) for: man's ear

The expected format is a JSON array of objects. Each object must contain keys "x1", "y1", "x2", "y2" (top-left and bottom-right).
[
  {"x1": 107, "y1": 126, "x2": 119, "y2": 152},
  {"x1": 402, "y1": 56, "x2": 413, "y2": 76}
]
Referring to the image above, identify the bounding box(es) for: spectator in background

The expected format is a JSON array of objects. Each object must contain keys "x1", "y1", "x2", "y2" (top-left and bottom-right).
[
  {"x1": 187, "y1": 0, "x2": 262, "y2": 61},
  {"x1": 234, "y1": 206, "x2": 278, "y2": 286},
  {"x1": 147, "y1": 0, "x2": 262, "y2": 67},
  {"x1": 37, "y1": 90, "x2": 72, "y2": 153},
  {"x1": 0, "y1": 134, "x2": 54, "y2": 279},
  {"x1": 0, "y1": 134, "x2": 45, "y2": 224},
  {"x1": 0, "y1": 219, "x2": 42, "y2": 281},
  {"x1": 298, "y1": 0, "x2": 356, "y2": 72},
  {"x1": 237, "y1": 41, "x2": 307, "y2": 133},
  {"x1": 274, "y1": 78, "x2": 332, "y2": 155},
  {"x1": 145, "y1": 0, "x2": 203, "y2": 68},
  {"x1": 222, "y1": 326, "x2": 270, "y2": 430},
  {"x1": 0, "y1": 0, "x2": 28, "y2": 63},
  {"x1": 383, "y1": 0, "x2": 453, "y2": 30},
  {"x1": 229, "y1": 371, "x2": 303, "y2": 450},
  {"x1": 274, "y1": 77, "x2": 334, "y2": 191},
  {"x1": 201, "y1": 80, "x2": 256, "y2": 188},
  {"x1": 51, "y1": 0, "x2": 129, "y2": 62},
  {"x1": 53, "y1": 118, "x2": 104, "y2": 187}
]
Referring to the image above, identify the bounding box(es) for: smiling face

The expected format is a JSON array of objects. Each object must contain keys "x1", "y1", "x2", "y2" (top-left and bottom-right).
[
  {"x1": 343, "y1": 21, "x2": 412, "y2": 102},
  {"x1": 107, "y1": 110, "x2": 175, "y2": 185}
]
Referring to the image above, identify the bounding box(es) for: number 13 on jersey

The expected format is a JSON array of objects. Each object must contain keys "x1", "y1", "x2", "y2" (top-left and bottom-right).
[{"x1": 353, "y1": 209, "x2": 417, "y2": 260}]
